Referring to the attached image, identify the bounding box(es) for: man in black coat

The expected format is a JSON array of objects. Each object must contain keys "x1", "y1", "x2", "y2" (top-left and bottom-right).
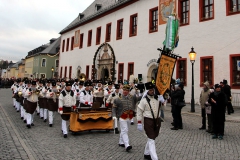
[
  {"x1": 208, "y1": 84, "x2": 227, "y2": 140},
  {"x1": 170, "y1": 83, "x2": 185, "y2": 130},
  {"x1": 221, "y1": 79, "x2": 234, "y2": 115}
]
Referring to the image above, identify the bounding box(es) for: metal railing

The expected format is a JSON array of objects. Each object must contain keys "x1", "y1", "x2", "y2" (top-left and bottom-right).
[{"x1": 232, "y1": 92, "x2": 240, "y2": 107}]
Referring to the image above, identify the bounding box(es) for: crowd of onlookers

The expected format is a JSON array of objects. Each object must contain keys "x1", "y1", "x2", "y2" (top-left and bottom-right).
[
  {"x1": 0, "y1": 77, "x2": 15, "y2": 88},
  {"x1": 169, "y1": 79, "x2": 233, "y2": 140}
]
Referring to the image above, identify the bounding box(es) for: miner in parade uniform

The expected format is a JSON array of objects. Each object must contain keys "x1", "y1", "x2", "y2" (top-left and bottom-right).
[
  {"x1": 93, "y1": 80, "x2": 104, "y2": 107},
  {"x1": 25, "y1": 81, "x2": 39, "y2": 128},
  {"x1": 106, "y1": 84, "x2": 122, "y2": 134},
  {"x1": 113, "y1": 84, "x2": 141, "y2": 152},
  {"x1": 80, "y1": 81, "x2": 93, "y2": 108},
  {"x1": 137, "y1": 82, "x2": 165, "y2": 160},
  {"x1": 42, "y1": 79, "x2": 51, "y2": 122},
  {"x1": 58, "y1": 81, "x2": 76, "y2": 138},
  {"x1": 18, "y1": 79, "x2": 25, "y2": 119},
  {"x1": 104, "y1": 81, "x2": 114, "y2": 107},
  {"x1": 22, "y1": 80, "x2": 32, "y2": 123},
  {"x1": 13, "y1": 79, "x2": 22, "y2": 112},
  {"x1": 38, "y1": 80, "x2": 45, "y2": 119},
  {"x1": 46, "y1": 81, "x2": 60, "y2": 127},
  {"x1": 11, "y1": 79, "x2": 17, "y2": 108},
  {"x1": 72, "y1": 79, "x2": 79, "y2": 91}
]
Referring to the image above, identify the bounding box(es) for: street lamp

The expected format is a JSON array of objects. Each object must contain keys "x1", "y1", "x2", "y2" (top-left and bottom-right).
[
  {"x1": 51, "y1": 66, "x2": 54, "y2": 78},
  {"x1": 189, "y1": 47, "x2": 197, "y2": 112}
]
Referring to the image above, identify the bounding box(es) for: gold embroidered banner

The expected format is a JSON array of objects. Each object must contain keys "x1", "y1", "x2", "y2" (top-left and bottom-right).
[
  {"x1": 159, "y1": 0, "x2": 176, "y2": 25},
  {"x1": 156, "y1": 54, "x2": 177, "y2": 95}
]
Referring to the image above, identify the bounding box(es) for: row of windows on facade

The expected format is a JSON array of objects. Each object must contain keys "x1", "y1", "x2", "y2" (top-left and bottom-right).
[
  {"x1": 61, "y1": 0, "x2": 240, "y2": 52},
  {"x1": 59, "y1": 63, "x2": 134, "y2": 81},
  {"x1": 179, "y1": 0, "x2": 240, "y2": 25},
  {"x1": 177, "y1": 55, "x2": 240, "y2": 89},
  {"x1": 61, "y1": 7, "x2": 158, "y2": 52},
  {"x1": 40, "y1": 59, "x2": 59, "y2": 68}
]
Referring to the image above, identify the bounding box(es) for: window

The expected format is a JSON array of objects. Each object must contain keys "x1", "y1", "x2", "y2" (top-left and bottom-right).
[
  {"x1": 129, "y1": 14, "x2": 138, "y2": 37},
  {"x1": 199, "y1": 0, "x2": 214, "y2": 21},
  {"x1": 69, "y1": 66, "x2": 72, "y2": 79},
  {"x1": 230, "y1": 54, "x2": 240, "y2": 89},
  {"x1": 55, "y1": 60, "x2": 59, "y2": 68},
  {"x1": 41, "y1": 59, "x2": 46, "y2": 67},
  {"x1": 176, "y1": 58, "x2": 187, "y2": 85},
  {"x1": 62, "y1": 40, "x2": 65, "y2": 52},
  {"x1": 127, "y1": 62, "x2": 134, "y2": 80},
  {"x1": 80, "y1": 33, "x2": 84, "y2": 48},
  {"x1": 149, "y1": 7, "x2": 158, "y2": 33},
  {"x1": 66, "y1": 38, "x2": 69, "y2": 51},
  {"x1": 200, "y1": 56, "x2": 214, "y2": 86},
  {"x1": 64, "y1": 66, "x2": 67, "y2": 78},
  {"x1": 40, "y1": 74, "x2": 46, "y2": 79},
  {"x1": 226, "y1": 0, "x2": 240, "y2": 15},
  {"x1": 178, "y1": 0, "x2": 190, "y2": 25},
  {"x1": 105, "y1": 23, "x2": 111, "y2": 42},
  {"x1": 86, "y1": 65, "x2": 89, "y2": 79},
  {"x1": 60, "y1": 67, "x2": 63, "y2": 78},
  {"x1": 118, "y1": 63, "x2": 124, "y2": 81},
  {"x1": 71, "y1": 36, "x2": 74, "y2": 50},
  {"x1": 116, "y1": 19, "x2": 123, "y2": 40},
  {"x1": 91, "y1": 65, "x2": 95, "y2": 79},
  {"x1": 88, "y1": 30, "x2": 92, "y2": 47},
  {"x1": 96, "y1": 27, "x2": 101, "y2": 45}
]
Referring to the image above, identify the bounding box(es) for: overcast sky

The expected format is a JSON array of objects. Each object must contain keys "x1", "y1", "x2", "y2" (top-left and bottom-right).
[{"x1": 0, "y1": 0, "x2": 94, "y2": 62}]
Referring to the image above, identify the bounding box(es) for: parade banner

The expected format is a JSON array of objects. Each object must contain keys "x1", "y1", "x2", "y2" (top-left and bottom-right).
[
  {"x1": 159, "y1": 0, "x2": 176, "y2": 25},
  {"x1": 156, "y1": 54, "x2": 177, "y2": 95},
  {"x1": 74, "y1": 30, "x2": 80, "y2": 48}
]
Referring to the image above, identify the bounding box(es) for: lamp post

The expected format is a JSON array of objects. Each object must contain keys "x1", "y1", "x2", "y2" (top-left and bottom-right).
[
  {"x1": 189, "y1": 47, "x2": 197, "y2": 112},
  {"x1": 51, "y1": 66, "x2": 54, "y2": 78}
]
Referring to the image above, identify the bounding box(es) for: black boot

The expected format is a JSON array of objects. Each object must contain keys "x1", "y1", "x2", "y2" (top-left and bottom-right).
[
  {"x1": 144, "y1": 154, "x2": 152, "y2": 160},
  {"x1": 115, "y1": 128, "x2": 119, "y2": 134},
  {"x1": 26, "y1": 125, "x2": 31, "y2": 129}
]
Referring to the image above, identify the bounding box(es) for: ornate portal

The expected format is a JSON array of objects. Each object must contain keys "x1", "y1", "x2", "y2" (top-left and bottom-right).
[{"x1": 93, "y1": 43, "x2": 116, "y2": 81}]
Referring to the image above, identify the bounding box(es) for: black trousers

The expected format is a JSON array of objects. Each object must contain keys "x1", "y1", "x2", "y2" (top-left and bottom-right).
[
  {"x1": 226, "y1": 102, "x2": 234, "y2": 114},
  {"x1": 201, "y1": 108, "x2": 206, "y2": 128},
  {"x1": 173, "y1": 106, "x2": 183, "y2": 128},
  {"x1": 213, "y1": 120, "x2": 225, "y2": 136},
  {"x1": 207, "y1": 114, "x2": 213, "y2": 132}
]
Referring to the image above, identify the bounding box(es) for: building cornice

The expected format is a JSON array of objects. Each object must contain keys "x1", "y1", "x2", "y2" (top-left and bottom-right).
[{"x1": 59, "y1": 0, "x2": 138, "y2": 34}]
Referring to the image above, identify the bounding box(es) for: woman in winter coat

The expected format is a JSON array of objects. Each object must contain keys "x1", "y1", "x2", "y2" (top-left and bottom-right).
[{"x1": 208, "y1": 84, "x2": 227, "y2": 140}]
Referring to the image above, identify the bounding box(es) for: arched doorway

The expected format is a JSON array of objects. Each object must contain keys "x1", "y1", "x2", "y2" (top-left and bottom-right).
[
  {"x1": 147, "y1": 64, "x2": 158, "y2": 82},
  {"x1": 93, "y1": 43, "x2": 116, "y2": 81},
  {"x1": 101, "y1": 67, "x2": 109, "y2": 81}
]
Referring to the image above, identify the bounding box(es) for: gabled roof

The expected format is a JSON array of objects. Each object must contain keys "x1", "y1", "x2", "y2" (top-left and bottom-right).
[
  {"x1": 60, "y1": 0, "x2": 133, "y2": 34},
  {"x1": 10, "y1": 61, "x2": 21, "y2": 68},
  {"x1": 40, "y1": 37, "x2": 60, "y2": 54}
]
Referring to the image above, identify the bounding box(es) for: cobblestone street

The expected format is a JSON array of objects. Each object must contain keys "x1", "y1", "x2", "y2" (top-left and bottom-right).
[{"x1": 0, "y1": 89, "x2": 240, "y2": 160}]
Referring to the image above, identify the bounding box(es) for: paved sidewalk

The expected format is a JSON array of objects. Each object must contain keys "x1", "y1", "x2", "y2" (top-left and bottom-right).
[
  {"x1": 165, "y1": 103, "x2": 240, "y2": 122},
  {"x1": 0, "y1": 89, "x2": 240, "y2": 160}
]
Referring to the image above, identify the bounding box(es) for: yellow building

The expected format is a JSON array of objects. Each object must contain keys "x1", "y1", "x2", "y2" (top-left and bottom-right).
[
  {"x1": 18, "y1": 59, "x2": 25, "y2": 78},
  {"x1": 25, "y1": 57, "x2": 34, "y2": 78}
]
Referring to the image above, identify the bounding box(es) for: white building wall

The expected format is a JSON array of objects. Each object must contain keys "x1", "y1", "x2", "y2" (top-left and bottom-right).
[{"x1": 59, "y1": 0, "x2": 240, "y2": 103}]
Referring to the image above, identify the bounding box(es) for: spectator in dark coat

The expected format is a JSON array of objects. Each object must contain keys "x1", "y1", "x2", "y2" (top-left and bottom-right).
[
  {"x1": 208, "y1": 84, "x2": 227, "y2": 140},
  {"x1": 170, "y1": 83, "x2": 185, "y2": 130},
  {"x1": 221, "y1": 79, "x2": 234, "y2": 115}
]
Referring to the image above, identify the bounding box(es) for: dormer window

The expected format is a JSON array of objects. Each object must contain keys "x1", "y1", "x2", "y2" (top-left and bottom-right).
[
  {"x1": 95, "y1": 4, "x2": 102, "y2": 11},
  {"x1": 79, "y1": 13, "x2": 84, "y2": 20}
]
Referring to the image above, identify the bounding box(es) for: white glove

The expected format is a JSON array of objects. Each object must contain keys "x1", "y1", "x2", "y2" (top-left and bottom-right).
[
  {"x1": 158, "y1": 95, "x2": 165, "y2": 103},
  {"x1": 137, "y1": 123, "x2": 143, "y2": 131},
  {"x1": 88, "y1": 102, "x2": 92, "y2": 105},
  {"x1": 112, "y1": 117, "x2": 117, "y2": 120},
  {"x1": 59, "y1": 111, "x2": 63, "y2": 114}
]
